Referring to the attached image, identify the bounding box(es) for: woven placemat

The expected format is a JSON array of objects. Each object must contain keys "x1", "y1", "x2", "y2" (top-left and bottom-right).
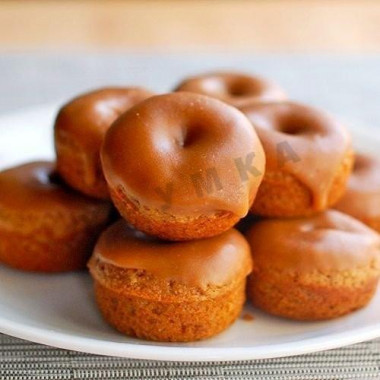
[{"x1": 0, "y1": 334, "x2": 379, "y2": 380}]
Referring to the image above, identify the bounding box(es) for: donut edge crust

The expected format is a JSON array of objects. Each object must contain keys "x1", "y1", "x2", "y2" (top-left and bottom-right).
[
  {"x1": 251, "y1": 149, "x2": 354, "y2": 217},
  {"x1": 247, "y1": 264, "x2": 379, "y2": 321},
  {"x1": 109, "y1": 186, "x2": 242, "y2": 241}
]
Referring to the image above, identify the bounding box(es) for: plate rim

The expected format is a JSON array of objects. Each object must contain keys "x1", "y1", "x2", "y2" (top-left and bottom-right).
[
  {"x1": 1, "y1": 313, "x2": 380, "y2": 362},
  {"x1": 0, "y1": 104, "x2": 379, "y2": 362}
]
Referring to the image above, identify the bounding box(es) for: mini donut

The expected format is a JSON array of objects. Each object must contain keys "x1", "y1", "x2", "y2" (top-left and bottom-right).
[
  {"x1": 246, "y1": 210, "x2": 380, "y2": 321},
  {"x1": 88, "y1": 219, "x2": 252, "y2": 342},
  {"x1": 101, "y1": 92, "x2": 265, "y2": 241},
  {"x1": 335, "y1": 153, "x2": 380, "y2": 232},
  {"x1": 175, "y1": 72, "x2": 287, "y2": 108},
  {"x1": 54, "y1": 87, "x2": 154, "y2": 199},
  {"x1": 0, "y1": 162, "x2": 113, "y2": 272},
  {"x1": 240, "y1": 101, "x2": 354, "y2": 217}
]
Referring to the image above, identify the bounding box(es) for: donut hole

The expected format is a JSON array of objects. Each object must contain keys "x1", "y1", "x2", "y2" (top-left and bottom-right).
[
  {"x1": 34, "y1": 167, "x2": 59, "y2": 187},
  {"x1": 278, "y1": 117, "x2": 307, "y2": 135},
  {"x1": 48, "y1": 171, "x2": 64, "y2": 186},
  {"x1": 202, "y1": 77, "x2": 256, "y2": 98},
  {"x1": 279, "y1": 124, "x2": 304, "y2": 135},
  {"x1": 177, "y1": 126, "x2": 202, "y2": 148},
  {"x1": 228, "y1": 80, "x2": 256, "y2": 97},
  {"x1": 353, "y1": 156, "x2": 366, "y2": 172},
  {"x1": 48, "y1": 171, "x2": 76, "y2": 192}
]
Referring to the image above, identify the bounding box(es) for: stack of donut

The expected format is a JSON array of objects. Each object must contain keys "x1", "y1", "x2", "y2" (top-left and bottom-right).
[{"x1": 1, "y1": 72, "x2": 380, "y2": 342}]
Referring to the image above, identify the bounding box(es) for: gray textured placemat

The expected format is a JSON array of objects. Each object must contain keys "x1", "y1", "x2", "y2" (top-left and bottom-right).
[
  {"x1": 1, "y1": 334, "x2": 379, "y2": 380},
  {"x1": 0, "y1": 53, "x2": 380, "y2": 379}
]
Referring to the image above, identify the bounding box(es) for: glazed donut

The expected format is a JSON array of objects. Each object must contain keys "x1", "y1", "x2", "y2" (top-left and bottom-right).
[
  {"x1": 175, "y1": 72, "x2": 287, "y2": 108},
  {"x1": 54, "y1": 87, "x2": 154, "y2": 199},
  {"x1": 88, "y1": 219, "x2": 252, "y2": 342},
  {"x1": 335, "y1": 153, "x2": 380, "y2": 232},
  {"x1": 0, "y1": 162, "x2": 113, "y2": 272},
  {"x1": 245, "y1": 210, "x2": 380, "y2": 321},
  {"x1": 101, "y1": 92, "x2": 265, "y2": 241},
  {"x1": 240, "y1": 101, "x2": 354, "y2": 217}
]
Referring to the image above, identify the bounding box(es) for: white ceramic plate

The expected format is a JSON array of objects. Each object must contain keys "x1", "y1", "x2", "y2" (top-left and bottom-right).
[{"x1": 0, "y1": 104, "x2": 379, "y2": 362}]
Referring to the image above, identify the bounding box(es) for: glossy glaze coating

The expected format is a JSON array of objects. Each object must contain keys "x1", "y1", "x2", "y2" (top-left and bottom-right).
[
  {"x1": 0, "y1": 161, "x2": 109, "y2": 212},
  {"x1": 245, "y1": 210, "x2": 380, "y2": 273},
  {"x1": 335, "y1": 153, "x2": 380, "y2": 221},
  {"x1": 175, "y1": 72, "x2": 287, "y2": 108},
  {"x1": 101, "y1": 92, "x2": 265, "y2": 218},
  {"x1": 241, "y1": 101, "x2": 352, "y2": 210},
  {"x1": 93, "y1": 219, "x2": 253, "y2": 288},
  {"x1": 55, "y1": 87, "x2": 154, "y2": 198}
]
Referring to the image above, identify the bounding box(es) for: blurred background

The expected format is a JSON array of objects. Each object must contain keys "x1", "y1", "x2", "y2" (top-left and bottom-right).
[
  {"x1": 2, "y1": 0, "x2": 380, "y2": 52},
  {"x1": 1, "y1": 0, "x2": 380, "y2": 127}
]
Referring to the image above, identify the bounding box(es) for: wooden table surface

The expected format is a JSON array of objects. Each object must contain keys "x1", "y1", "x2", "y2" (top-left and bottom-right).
[{"x1": 1, "y1": 0, "x2": 380, "y2": 52}]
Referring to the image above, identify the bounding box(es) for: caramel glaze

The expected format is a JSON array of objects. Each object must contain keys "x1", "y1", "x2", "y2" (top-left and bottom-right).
[
  {"x1": 0, "y1": 161, "x2": 110, "y2": 212},
  {"x1": 246, "y1": 210, "x2": 380, "y2": 274},
  {"x1": 92, "y1": 219, "x2": 253, "y2": 288},
  {"x1": 335, "y1": 153, "x2": 380, "y2": 220},
  {"x1": 175, "y1": 72, "x2": 287, "y2": 108},
  {"x1": 240, "y1": 101, "x2": 352, "y2": 211},
  {"x1": 101, "y1": 92, "x2": 266, "y2": 218},
  {"x1": 54, "y1": 87, "x2": 154, "y2": 187}
]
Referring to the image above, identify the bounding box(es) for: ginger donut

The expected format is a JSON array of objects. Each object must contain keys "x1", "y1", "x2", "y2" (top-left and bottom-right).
[
  {"x1": 246, "y1": 210, "x2": 380, "y2": 321},
  {"x1": 241, "y1": 101, "x2": 354, "y2": 217},
  {"x1": 335, "y1": 153, "x2": 380, "y2": 232},
  {"x1": 88, "y1": 219, "x2": 252, "y2": 342},
  {"x1": 101, "y1": 92, "x2": 265, "y2": 241},
  {"x1": 0, "y1": 162, "x2": 113, "y2": 272},
  {"x1": 175, "y1": 72, "x2": 287, "y2": 108},
  {"x1": 54, "y1": 87, "x2": 154, "y2": 199}
]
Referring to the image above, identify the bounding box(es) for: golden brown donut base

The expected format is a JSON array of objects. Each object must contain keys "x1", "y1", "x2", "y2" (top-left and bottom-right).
[
  {"x1": 248, "y1": 266, "x2": 379, "y2": 321},
  {"x1": 89, "y1": 252, "x2": 248, "y2": 301},
  {"x1": 56, "y1": 133, "x2": 108, "y2": 199},
  {"x1": 251, "y1": 149, "x2": 354, "y2": 217},
  {"x1": 89, "y1": 245, "x2": 249, "y2": 342},
  {"x1": 94, "y1": 279, "x2": 245, "y2": 342},
  {"x1": 0, "y1": 205, "x2": 112, "y2": 272},
  {"x1": 244, "y1": 210, "x2": 380, "y2": 320},
  {"x1": 110, "y1": 187, "x2": 241, "y2": 241},
  {"x1": 0, "y1": 228, "x2": 103, "y2": 272},
  {"x1": 0, "y1": 162, "x2": 113, "y2": 272}
]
